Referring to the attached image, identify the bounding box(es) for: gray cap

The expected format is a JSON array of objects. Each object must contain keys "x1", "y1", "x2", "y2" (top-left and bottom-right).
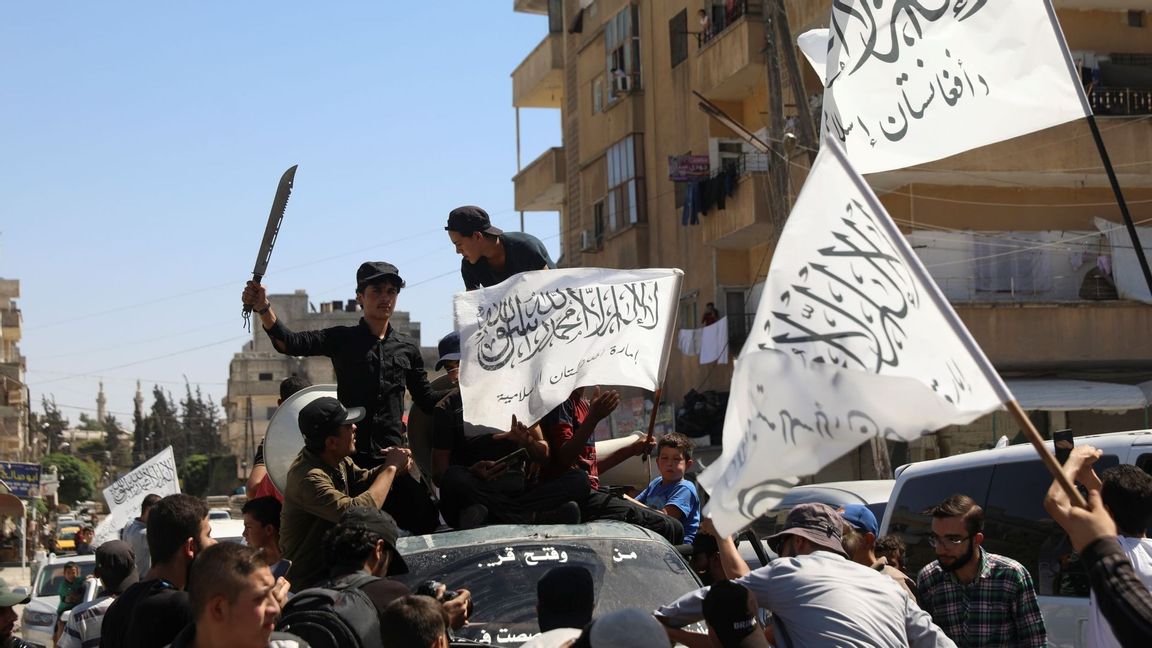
[{"x1": 765, "y1": 503, "x2": 846, "y2": 556}]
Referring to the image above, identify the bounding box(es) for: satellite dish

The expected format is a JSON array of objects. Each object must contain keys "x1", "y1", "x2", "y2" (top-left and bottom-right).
[{"x1": 264, "y1": 384, "x2": 338, "y2": 494}]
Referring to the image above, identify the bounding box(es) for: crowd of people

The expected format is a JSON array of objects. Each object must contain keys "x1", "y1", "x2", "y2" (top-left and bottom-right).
[{"x1": 1, "y1": 204, "x2": 1149, "y2": 646}]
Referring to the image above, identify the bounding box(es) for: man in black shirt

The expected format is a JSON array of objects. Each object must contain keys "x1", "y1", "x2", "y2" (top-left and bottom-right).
[
  {"x1": 99, "y1": 494, "x2": 215, "y2": 648},
  {"x1": 242, "y1": 262, "x2": 443, "y2": 534},
  {"x1": 445, "y1": 205, "x2": 555, "y2": 290}
]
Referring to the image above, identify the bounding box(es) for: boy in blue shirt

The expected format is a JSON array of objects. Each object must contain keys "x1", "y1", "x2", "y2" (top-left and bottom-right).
[{"x1": 632, "y1": 433, "x2": 702, "y2": 543}]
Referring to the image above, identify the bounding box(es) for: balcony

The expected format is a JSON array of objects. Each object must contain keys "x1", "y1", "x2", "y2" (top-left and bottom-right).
[
  {"x1": 699, "y1": 155, "x2": 774, "y2": 248},
  {"x1": 694, "y1": 2, "x2": 765, "y2": 101},
  {"x1": 514, "y1": 146, "x2": 566, "y2": 211},
  {"x1": 513, "y1": 0, "x2": 548, "y2": 14},
  {"x1": 956, "y1": 301, "x2": 1152, "y2": 370},
  {"x1": 512, "y1": 34, "x2": 564, "y2": 109},
  {"x1": 1, "y1": 309, "x2": 19, "y2": 341}
]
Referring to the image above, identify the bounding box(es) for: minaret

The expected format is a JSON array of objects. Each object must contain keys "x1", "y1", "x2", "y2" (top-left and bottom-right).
[
  {"x1": 133, "y1": 380, "x2": 144, "y2": 421},
  {"x1": 96, "y1": 380, "x2": 107, "y2": 424}
]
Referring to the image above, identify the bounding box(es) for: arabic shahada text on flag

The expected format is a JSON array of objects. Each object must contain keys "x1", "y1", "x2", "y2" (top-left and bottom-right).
[
  {"x1": 93, "y1": 447, "x2": 181, "y2": 545},
  {"x1": 812, "y1": 0, "x2": 1089, "y2": 174},
  {"x1": 454, "y1": 268, "x2": 682, "y2": 431},
  {"x1": 699, "y1": 139, "x2": 1008, "y2": 536}
]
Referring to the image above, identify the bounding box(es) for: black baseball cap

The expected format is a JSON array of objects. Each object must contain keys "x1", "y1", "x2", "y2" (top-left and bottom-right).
[
  {"x1": 356, "y1": 262, "x2": 403, "y2": 291},
  {"x1": 435, "y1": 332, "x2": 461, "y2": 371},
  {"x1": 339, "y1": 506, "x2": 408, "y2": 575},
  {"x1": 445, "y1": 205, "x2": 503, "y2": 236},
  {"x1": 95, "y1": 540, "x2": 139, "y2": 593},
  {"x1": 298, "y1": 397, "x2": 365, "y2": 443},
  {"x1": 703, "y1": 580, "x2": 769, "y2": 648}
]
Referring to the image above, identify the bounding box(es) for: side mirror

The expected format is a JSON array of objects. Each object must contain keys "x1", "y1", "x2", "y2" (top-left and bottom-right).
[{"x1": 12, "y1": 586, "x2": 29, "y2": 597}]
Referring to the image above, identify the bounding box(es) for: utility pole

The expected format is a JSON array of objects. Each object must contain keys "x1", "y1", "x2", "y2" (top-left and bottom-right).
[
  {"x1": 772, "y1": 0, "x2": 818, "y2": 164},
  {"x1": 762, "y1": 0, "x2": 789, "y2": 224}
]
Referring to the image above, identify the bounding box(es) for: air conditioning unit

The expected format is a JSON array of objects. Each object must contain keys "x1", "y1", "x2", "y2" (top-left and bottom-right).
[
  {"x1": 613, "y1": 75, "x2": 631, "y2": 94},
  {"x1": 580, "y1": 230, "x2": 597, "y2": 252}
]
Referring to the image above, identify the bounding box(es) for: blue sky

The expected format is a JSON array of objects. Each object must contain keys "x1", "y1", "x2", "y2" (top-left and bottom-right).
[{"x1": 1, "y1": 2, "x2": 561, "y2": 425}]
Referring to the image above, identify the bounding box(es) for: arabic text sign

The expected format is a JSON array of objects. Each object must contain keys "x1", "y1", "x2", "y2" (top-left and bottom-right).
[
  {"x1": 454, "y1": 268, "x2": 682, "y2": 430},
  {"x1": 668, "y1": 155, "x2": 710, "y2": 181},
  {"x1": 820, "y1": 0, "x2": 1087, "y2": 174},
  {"x1": 94, "y1": 447, "x2": 180, "y2": 545},
  {"x1": 0, "y1": 462, "x2": 42, "y2": 499},
  {"x1": 699, "y1": 139, "x2": 1006, "y2": 536}
]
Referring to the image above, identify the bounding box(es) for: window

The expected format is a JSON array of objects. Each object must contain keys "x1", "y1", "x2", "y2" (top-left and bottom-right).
[
  {"x1": 1129, "y1": 10, "x2": 1145, "y2": 28},
  {"x1": 593, "y1": 201, "x2": 605, "y2": 246},
  {"x1": 983, "y1": 456, "x2": 1118, "y2": 597},
  {"x1": 257, "y1": 372, "x2": 274, "y2": 381},
  {"x1": 605, "y1": 5, "x2": 641, "y2": 103},
  {"x1": 669, "y1": 10, "x2": 688, "y2": 68},
  {"x1": 724, "y1": 287, "x2": 753, "y2": 354},
  {"x1": 678, "y1": 298, "x2": 697, "y2": 331},
  {"x1": 265, "y1": 407, "x2": 277, "y2": 420},
  {"x1": 605, "y1": 135, "x2": 645, "y2": 231},
  {"x1": 885, "y1": 466, "x2": 994, "y2": 578},
  {"x1": 592, "y1": 75, "x2": 604, "y2": 114}
]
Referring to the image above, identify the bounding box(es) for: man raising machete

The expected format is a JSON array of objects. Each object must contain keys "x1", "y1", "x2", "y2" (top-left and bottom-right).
[{"x1": 242, "y1": 262, "x2": 445, "y2": 534}]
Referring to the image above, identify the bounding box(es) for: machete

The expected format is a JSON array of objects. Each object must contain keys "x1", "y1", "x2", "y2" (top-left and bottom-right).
[{"x1": 242, "y1": 165, "x2": 297, "y2": 330}]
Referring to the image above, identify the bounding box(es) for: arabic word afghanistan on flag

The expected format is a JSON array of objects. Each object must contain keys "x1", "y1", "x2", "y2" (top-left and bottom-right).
[{"x1": 807, "y1": 0, "x2": 1089, "y2": 174}]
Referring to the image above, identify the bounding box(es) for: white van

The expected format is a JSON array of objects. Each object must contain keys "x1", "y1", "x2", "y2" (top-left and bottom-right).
[{"x1": 879, "y1": 429, "x2": 1152, "y2": 648}]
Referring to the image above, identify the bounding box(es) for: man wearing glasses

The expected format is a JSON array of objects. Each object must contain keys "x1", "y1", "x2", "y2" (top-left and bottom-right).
[{"x1": 917, "y1": 494, "x2": 1047, "y2": 647}]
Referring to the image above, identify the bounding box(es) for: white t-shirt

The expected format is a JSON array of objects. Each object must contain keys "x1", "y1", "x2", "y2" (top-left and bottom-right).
[{"x1": 1087, "y1": 535, "x2": 1152, "y2": 648}]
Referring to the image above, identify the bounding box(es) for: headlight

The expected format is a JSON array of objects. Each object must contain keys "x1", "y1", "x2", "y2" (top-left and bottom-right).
[{"x1": 22, "y1": 608, "x2": 56, "y2": 627}]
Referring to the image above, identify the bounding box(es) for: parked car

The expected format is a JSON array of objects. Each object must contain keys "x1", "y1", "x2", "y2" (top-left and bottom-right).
[
  {"x1": 54, "y1": 525, "x2": 81, "y2": 552},
  {"x1": 879, "y1": 429, "x2": 1152, "y2": 648},
  {"x1": 209, "y1": 518, "x2": 245, "y2": 544},
  {"x1": 394, "y1": 521, "x2": 705, "y2": 646},
  {"x1": 21, "y1": 553, "x2": 97, "y2": 647}
]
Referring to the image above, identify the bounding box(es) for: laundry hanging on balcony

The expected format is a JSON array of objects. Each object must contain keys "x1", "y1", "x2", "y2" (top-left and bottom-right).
[{"x1": 699, "y1": 316, "x2": 729, "y2": 365}]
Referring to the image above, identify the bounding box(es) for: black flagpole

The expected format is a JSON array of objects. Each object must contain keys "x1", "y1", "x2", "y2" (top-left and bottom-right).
[{"x1": 1085, "y1": 112, "x2": 1152, "y2": 296}]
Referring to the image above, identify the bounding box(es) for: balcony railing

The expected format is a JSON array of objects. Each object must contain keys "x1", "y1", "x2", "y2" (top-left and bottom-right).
[
  {"x1": 698, "y1": 1, "x2": 753, "y2": 48},
  {"x1": 1088, "y1": 86, "x2": 1152, "y2": 116}
]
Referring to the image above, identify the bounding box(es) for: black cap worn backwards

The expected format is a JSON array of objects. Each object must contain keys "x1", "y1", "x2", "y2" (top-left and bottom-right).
[
  {"x1": 445, "y1": 205, "x2": 503, "y2": 236},
  {"x1": 338, "y1": 506, "x2": 409, "y2": 575}
]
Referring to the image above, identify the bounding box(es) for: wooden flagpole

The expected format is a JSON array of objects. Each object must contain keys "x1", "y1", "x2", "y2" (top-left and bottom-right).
[{"x1": 644, "y1": 272, "x2": 685, "y2": 459}]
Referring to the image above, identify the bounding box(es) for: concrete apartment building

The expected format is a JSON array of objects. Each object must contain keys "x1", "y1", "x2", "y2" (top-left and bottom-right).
[
  {"x1": 0, "y1": 279, "x2": 30, "y2": 460},
  {"x1": 511, "y1": 0, "x2": 1152, "y2": 477},
  {"x1": 223, "y1": 289, "x2": 436, "y2": 464}
]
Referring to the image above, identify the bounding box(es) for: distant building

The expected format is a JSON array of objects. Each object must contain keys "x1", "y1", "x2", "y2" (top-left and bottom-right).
[
  {"x1": 222, "y1": 289, "x2": 438, "y2": 465},
  {"x1": 0, "y1": 279, "x2": 30, "y2": 460}
]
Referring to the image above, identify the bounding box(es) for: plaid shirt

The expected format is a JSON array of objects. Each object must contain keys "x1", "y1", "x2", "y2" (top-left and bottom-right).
[{"x1": 917, "y1": 549, "x2": 1047, "y2": 647}]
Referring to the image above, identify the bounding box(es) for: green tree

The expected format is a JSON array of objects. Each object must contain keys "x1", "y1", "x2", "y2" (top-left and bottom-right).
[
  {"x1": 42, "y1": 453, "x2": 96, "y2": 505},
  {"x1": 104, "y1": 415, "x2": 129, "y2": 468},
  {"x1": 78, "y1": 412, "x2": 106, "y2": 431},
  {"x1": 181, "y1": 454, "x2": 211, "y2": 497},
  {"x1": 146, "y1": 386, "x2": 182, "y2": 458},
  {"x1": 37, "y1": 397, "x2": 70, "y2": 454},
  {"x1": 181, "y1": 382, "x2": 222, "y2": 457}
]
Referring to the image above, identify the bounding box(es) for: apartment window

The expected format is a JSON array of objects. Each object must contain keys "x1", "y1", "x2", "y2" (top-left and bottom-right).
[
  {"x1": 605, "y1": 135, "x2": 646, "y2": 231},
  {"x1": 606, "y1": 4, "x2": 642, "y2": 102},
  {"x1": 669, "y1": 10, "x2": 688, "y2": 68},
  {"x1": 593, "y1": 201, "x2": 605, "y2": 246},
  {"x1": 265, "y1": 407, "x2": 277, "y2": 420},
  {"x1": 257, "y1": 372, "x2": 274, "y2": 381},
  {"x1": 592, "y1": 75, "x2": 604, "y2": 114},
  {"x1": 1129, "y1": 10, "x2": 1145, "y2": 28}
]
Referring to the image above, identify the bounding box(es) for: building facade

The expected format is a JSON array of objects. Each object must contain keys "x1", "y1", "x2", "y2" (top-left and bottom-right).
[
  {"x1": 0, "y1": 279, "x2": 30, "y2": 460},
  {"x1": 512, "y1": 0, "x2": 1152, "y2": 477}
]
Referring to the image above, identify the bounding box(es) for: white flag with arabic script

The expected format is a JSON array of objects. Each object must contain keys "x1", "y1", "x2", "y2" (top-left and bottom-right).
[
  {"x1": 808, "y1": 0, "x2": 1088, "y2": 174},
  {"x1": 454, "y1": 268, "x2": 682, "y2": 431},
  {"x1": 699, "y1": 139, "x2": 1010, "y2": 536},
  {"x1": 93, "y1": 446, "x2": 181, "y2": 545}
]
